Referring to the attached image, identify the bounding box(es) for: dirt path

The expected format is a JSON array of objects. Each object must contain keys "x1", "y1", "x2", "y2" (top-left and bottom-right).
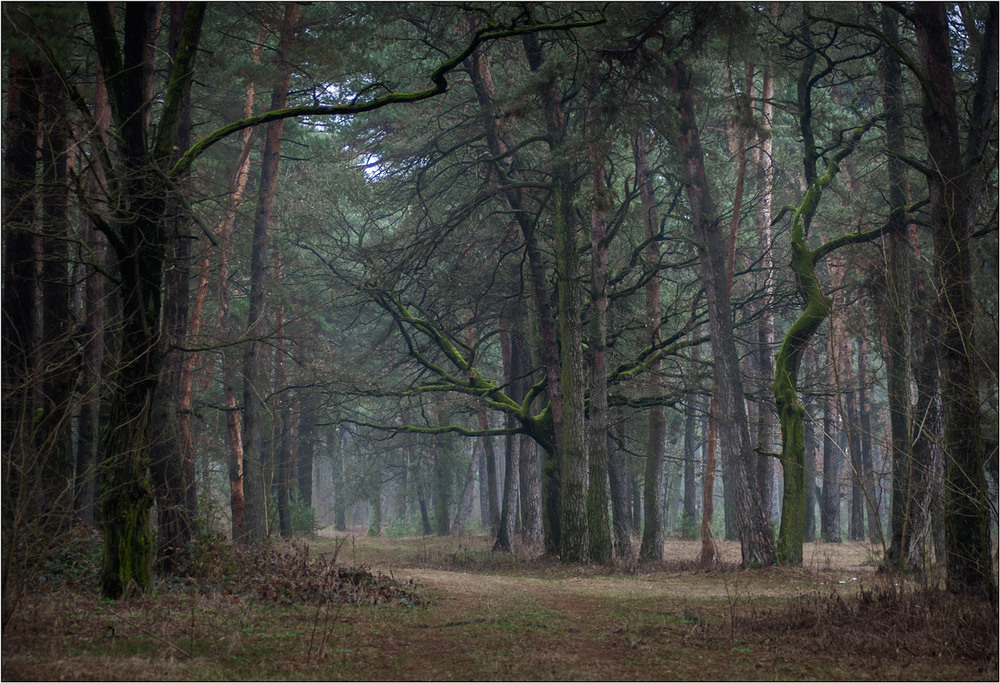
[
  {"x1": 356, "y1": 542, "x2": 883, "y2": 681},
  {"x1": 370, "y1": 569, "x2": 647, "y2": 680}
]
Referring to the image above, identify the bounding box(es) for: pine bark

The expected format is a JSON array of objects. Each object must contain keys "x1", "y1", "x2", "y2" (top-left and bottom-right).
[
  {"x1": 587, "y1": 138, "x2": 613, "y2": 565},
  {"x1": 209, "y1": 36, "x2": 263, "y2": 542},
  {"x1": 150, "y1": 2, "x2": 197, "y2": 569},
  {"x1": 913, "y1": 2, "x2": 996, "y2": 598},
  {"x1": 821, "y1": 343, "x2": 842, "y2": 543},
  {"x1": 671, "y1": 59, "x2": 775, "y2": 567},
  {"x1": 2, "y1": 55, "x2": 41, "y2": 540},
  {"x1": 609, "y1": 415, "x2": 633, "y2": 559},
  {"x1": 88, "y1": 2, "x2": 206, "y2": 598},
  {"x1": 634, "y1": 129, "x2": 666, "y2": 562},
  {"x1": 38, "y1": 64, "x2": 75, "y2": 531},
  {"x1": 242, "y1": 1, "x2": 301, "y2": 547},
  {"x1": 880, "y1": 7, "x2": 914, "y2": 569}
]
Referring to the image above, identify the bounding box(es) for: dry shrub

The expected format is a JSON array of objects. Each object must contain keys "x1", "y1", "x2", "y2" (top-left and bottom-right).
[
  {"x1": 173, "y1": 538, "x2": 424, "y2": 606},
  {"x1": 738, "y1": 583, "x2": 998, "y2": 666}
]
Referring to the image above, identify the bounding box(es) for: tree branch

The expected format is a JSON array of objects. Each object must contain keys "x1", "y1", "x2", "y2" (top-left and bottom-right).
[
  {"x1": 169, "y1": 10, "x2": 605, "y2": 177},
  {"x1": 811, "y1": 199, "x2": 929, "y2": 264}
]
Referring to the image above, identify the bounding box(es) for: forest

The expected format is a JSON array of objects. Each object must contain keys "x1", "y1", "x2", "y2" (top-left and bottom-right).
[{"x1": 2, "y1": 2, "x2": 998, "y2": 680}]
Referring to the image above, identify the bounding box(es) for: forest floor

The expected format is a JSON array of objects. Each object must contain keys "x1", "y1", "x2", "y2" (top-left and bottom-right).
[{"x1": 2, "y1": 529, "x2": 996, "y2": 681}]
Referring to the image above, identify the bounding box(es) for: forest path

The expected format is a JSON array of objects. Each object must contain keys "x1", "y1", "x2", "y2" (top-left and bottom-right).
[{"x1": 346, "y1": 539, "x2": 881, "y2": 680}]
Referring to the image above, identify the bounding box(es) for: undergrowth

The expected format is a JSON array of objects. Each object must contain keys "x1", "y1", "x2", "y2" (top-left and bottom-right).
[
  {"x1": 737, "y1": 582, "x2": 998, "y2": 669},
  {"x1": 174, "y1": 537, "x2": 425, "y2": 607},
  {"x1": 6, "y1": 526, "x2": 424, "y2": 617}
]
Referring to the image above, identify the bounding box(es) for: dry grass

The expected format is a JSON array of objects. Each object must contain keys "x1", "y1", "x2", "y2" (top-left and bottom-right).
[{"x1": 2, "y1": 529, "x2": 996, "y2": 681}]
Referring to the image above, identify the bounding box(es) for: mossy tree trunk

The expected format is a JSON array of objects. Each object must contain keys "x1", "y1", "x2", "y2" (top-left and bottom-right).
[
  {"x1": 586, "y1": 120, "x2": 613, "y2": 566},
  {"x1": 773, "y1": 26, "x2": 895, "y2": 564},
  {"x1": 87, "y1": 2, "x2": 206, "y2": 598},
  {"x1": 554, "y1": 158, "x2": 589, "y2": 563},
  {"x1": 772, "y1": 234, "x2": 828, "y2": 565},
  {"x1": 520, "y1": 29, "x2": 588, "y2": 563}
]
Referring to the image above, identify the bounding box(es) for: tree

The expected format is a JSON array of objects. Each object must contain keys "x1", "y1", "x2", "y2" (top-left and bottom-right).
[
  {"x1": 635, "y1": 126, "x2": 667, "y2": 562},
  {"x1": 771, "y1": 17, "x2": 903, "y2": 566},
  {"x1": 909, "y1": 2, "x2": 996, "y2": 598},
  {"x1": 241, "y1": 0, "x2": 301, "y2": 548},
  {"x1": 2, "y1": 52, "x2": 42, "y2": 548},
  {"x1": 670, "y1": 55, "x2": 776, "y2": 567},
  {"x1": 85, "y1": 2, "x2": 208, "y2": 598}
]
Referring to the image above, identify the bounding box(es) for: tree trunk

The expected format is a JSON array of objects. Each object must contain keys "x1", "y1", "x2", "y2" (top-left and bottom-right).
[
  {"x1": 670, "y1": 59, "x2": 775, "y2": 567},
  {"x1": 856, "y1": 335, "x2": 877, "y2": 541},
  {"x1": 242, "y1": 1, "x2": 300, "y2": 547},
  {"x1": 752, "y1": 64, "x2": 777, "y2": 524},
  {"x1": 433, "y1": 442, "x2": 451, "y2": 536},
  {"x1": 76, "y1": 161, "x2": 108, "y2": 527},
  {"x1": 495, "y1": 433, "x2": 521, "y2": 551},
  {"x1": 297, "y1": 410, "x2": 315, "y2": 510},
  {"x1": 74, "y1": 58, "x2": 110, "y2": 525},
  {"x1": 331, "y1": 427, "x2": 347, "y2": 532},
  {"x1": 496, "y1": 299, "x2": 527, "y2": 552},
  {"x1": 554, "y1": 156, "x2": 588, "y2": 563},
  {"x1": 837, "y1": 324, "x2": 864, "y2": 542},
  {"x1": 682, "y1": 389, "x2": 700, "y2": 539},
  {"x1": 699, "y1": 398, "x2": 718, "y2": 567},
  {"x1": 203, "y1": 32, "x2": 262, "y2": 543},
  {"x1": 521, "y1": 30, "x2": 587, "y2": 563},
  {"x1": 880, "y1": 6, "x2": 914, "y2": 570},
  {"x1": 89, "y1": 2, "x2": 206, "y2": 598},
  {"x1": 634, "y1": 129, "x2": 666, "y2": 562},
  {"x1": 904, "y1": 238, "x2": 940, "y2": 568},
  {"x1": 519, "y1": 436, "x2": 543, "y2": 547},
  {"x1": 586, "y1": 112, "x2": 613, "y2": 565},
  {"x1": 821, "y1": 347, "x2": 842, "y2": 543},
  {"x1": 468, "y1": 43, "x2": 562, "y2": 552},
  {"x1": 481, "y1": 431, "x2": 500, "y2": 535},
  {"x1": 150, "y1": 3, "x2": 197, "y2": 569},
  {"x1": 272, "y1": 249, "x2": 293, "y2": 539},
  {"x1": 609, "y1": 415, "x2": 633, "y2": 559},
  {"x1": 38, "y1": 64, "x2": 75, "y2": 531},
  {"x1": 478, "y1": 441, "x2": 489, "y2": 528},
  {"x1": 913, "y1": 2, "x2": 996, "y2": 598},
  {"x1": 368, "y1": 487, "x2": 382, "y2": 537},
  {"x1": 2, "y1": 55, "x2": 41, "y2": 544},
  {"x1": 453, "y1": 443, "x2": 477, "y2": 535},
  {"x1": 772, "y1": 30, "x2": 885, "y2": 564},
  {"x1": 803, "y1": 389, "x2": 818, "y2": 543},
  {"x1": 468, "y1": 314, "x2": 501, "y2": 536}
]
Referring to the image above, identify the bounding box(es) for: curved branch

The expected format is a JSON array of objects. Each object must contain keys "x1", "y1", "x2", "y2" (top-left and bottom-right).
[
  {"x1": 169, "y1": 11, "x2": 605, "y2": 177},
  {"x1": 345, "y1": 418, "x2": 521, "y2": 440},
  {"x1": 811, "y1": 198, "x2": 929, "y2": 264}
]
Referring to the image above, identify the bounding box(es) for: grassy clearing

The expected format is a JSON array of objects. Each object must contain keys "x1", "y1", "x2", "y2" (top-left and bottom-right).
[{"x1": 2, "y1": 529, "x2": 996, "y2": 681}]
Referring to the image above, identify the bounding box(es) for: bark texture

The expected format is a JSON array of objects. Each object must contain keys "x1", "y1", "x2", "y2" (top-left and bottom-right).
[{"x1": 671, "y1": 59, "x2": 775, "y2": 567}]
